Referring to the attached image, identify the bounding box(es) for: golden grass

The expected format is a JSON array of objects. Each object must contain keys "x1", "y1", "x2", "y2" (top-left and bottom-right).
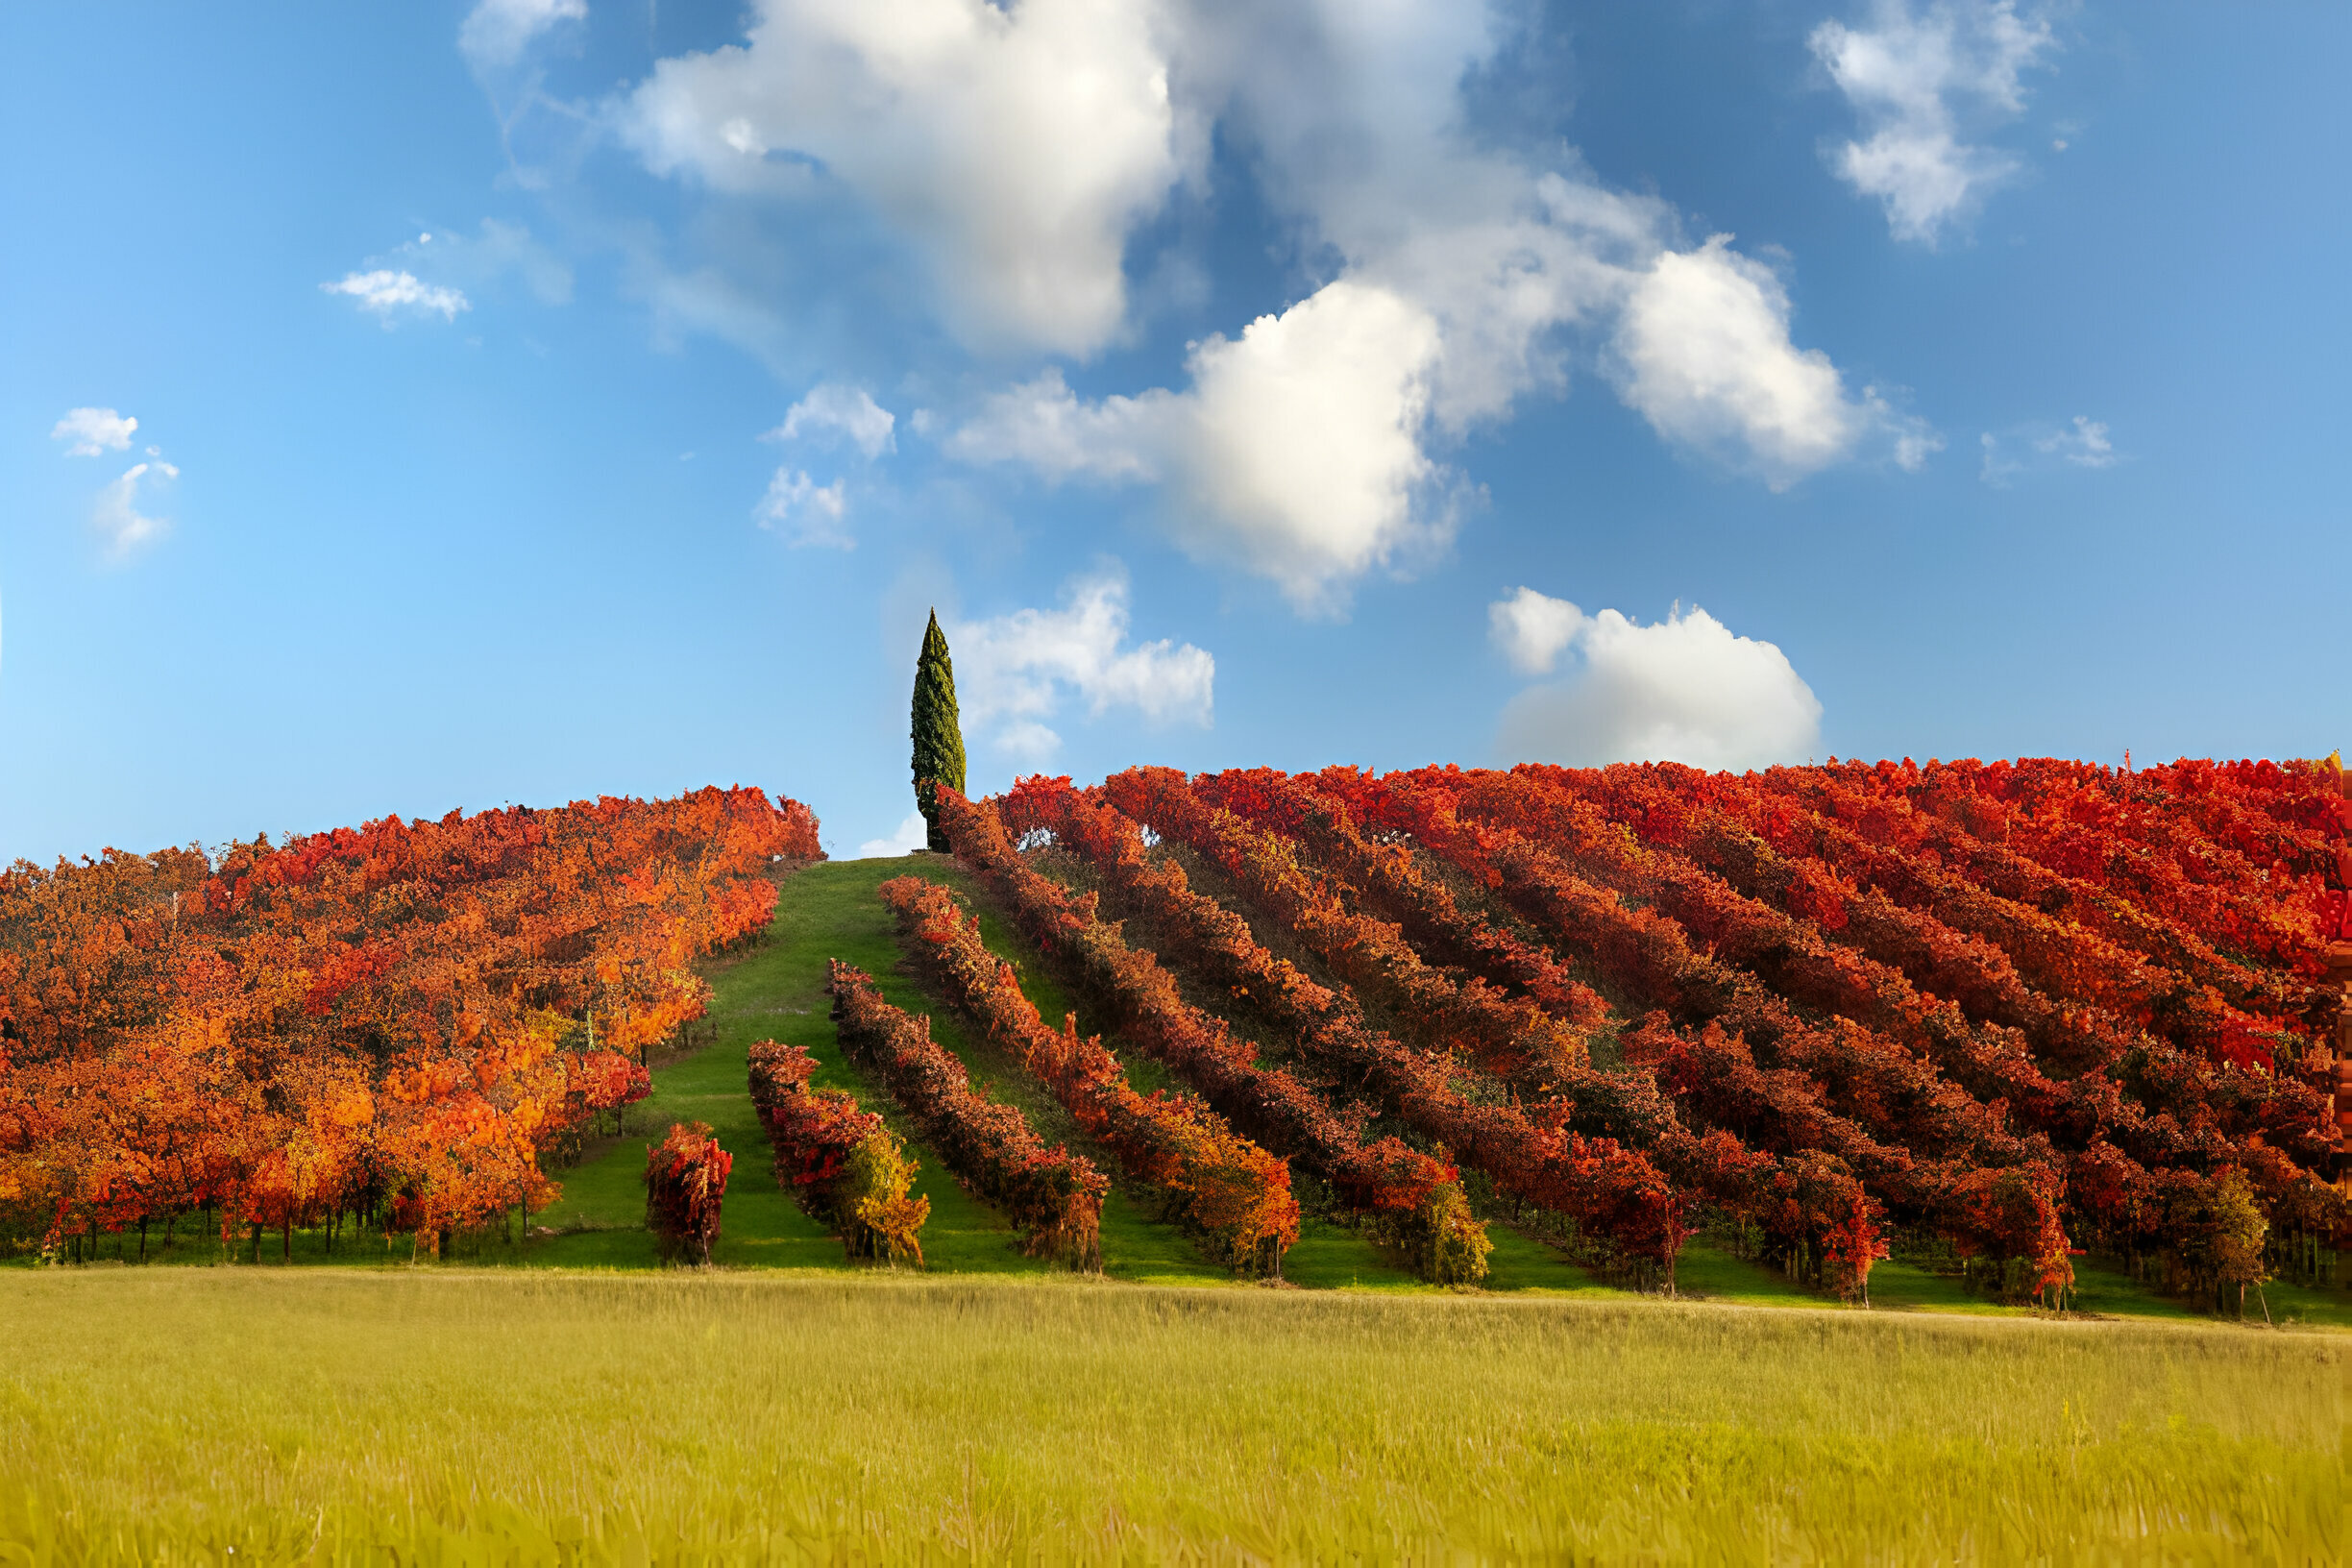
[{"x1": 0, "y1": 1268, "x2": 2339, "y2": 1564}]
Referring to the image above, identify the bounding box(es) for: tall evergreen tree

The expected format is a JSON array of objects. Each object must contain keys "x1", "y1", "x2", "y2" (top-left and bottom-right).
[{"x1": 910, "y1": 609, "x2": 967, "y2": 852}]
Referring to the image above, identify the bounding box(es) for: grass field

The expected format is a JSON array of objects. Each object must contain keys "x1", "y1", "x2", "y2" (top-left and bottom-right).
[{"x1": 1, "y1": 1268, "x2": 2338, "y2": 1564}]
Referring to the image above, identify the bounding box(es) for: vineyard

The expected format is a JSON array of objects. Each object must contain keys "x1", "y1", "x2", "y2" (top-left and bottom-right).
[
  {"x1": 0, "y1": 787, "x2": 821, "y2": 1262},
  {"x1": 901, "y1": 759, "x2": 2351, "y2": 1311},
  {"x1": 4, "y1": 756, "x2": 2348, "y2": 1322}
]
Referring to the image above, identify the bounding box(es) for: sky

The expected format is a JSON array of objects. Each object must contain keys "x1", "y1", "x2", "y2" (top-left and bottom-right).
[{"x1": 4, "y1": 0, "x2": 2346, "y2": 863}]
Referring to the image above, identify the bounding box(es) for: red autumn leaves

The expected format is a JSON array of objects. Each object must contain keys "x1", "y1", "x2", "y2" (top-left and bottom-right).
[
  {"x1": 880, "y1": 874, "x2": 1297, "y2": 1272},
  {"x1": 645, "y1": 1120, "x2": 731, "y2": 1265},
  {"x1": 924, "y1": 756, "x2": 2342, "y2": 1305},
  {"x1": 827, "y1": 959, "x2": 1106, "y2": 1268}
]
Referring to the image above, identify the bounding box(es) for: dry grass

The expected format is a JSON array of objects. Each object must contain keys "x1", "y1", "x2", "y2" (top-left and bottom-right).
[{"x1": 0, "y1": 1268, "x2": 2339, "y2": 1563}]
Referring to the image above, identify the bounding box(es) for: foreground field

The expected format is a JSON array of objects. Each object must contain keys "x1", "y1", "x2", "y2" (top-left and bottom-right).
[{"x1": 1, "y1": 1270, "x2": 2338, "y2": 1565}]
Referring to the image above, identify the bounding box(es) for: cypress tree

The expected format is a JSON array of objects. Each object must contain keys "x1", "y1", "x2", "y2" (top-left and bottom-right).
[{"x1": 910, "y1": 609, "x2": 967, "y2": 852}]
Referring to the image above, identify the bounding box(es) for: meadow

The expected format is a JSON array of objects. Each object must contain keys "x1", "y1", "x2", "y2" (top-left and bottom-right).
[{"x1": 1, "y1": 1267, "x2": 2339, "y2": 1564}]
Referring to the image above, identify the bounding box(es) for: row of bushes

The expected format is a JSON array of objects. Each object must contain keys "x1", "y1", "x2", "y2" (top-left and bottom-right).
[
  {"x1": 747, "y1": 1040, "x2": 928, "y2": 1265},
  {"x1": 1036, "y1": 775, "x2": 1686, "y2": 1289},
  {"x1": 1171, "y1": 768, "x2": 1895, "y2": 1300},
  {"x1": 880, "y1": 875, "x2": 1298, "y2": 1274},
  {"x1": 827, "y1": 959, "x2": 1106, "y2": 1270},
  {"x1": 940, "y1": 788, "x2": 1483, "y2": 1282}
]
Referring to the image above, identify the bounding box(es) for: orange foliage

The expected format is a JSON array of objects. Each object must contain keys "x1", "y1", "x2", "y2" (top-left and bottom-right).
[{"x1": 0, "y1": 786, "x2": 820, "y2": 1260}]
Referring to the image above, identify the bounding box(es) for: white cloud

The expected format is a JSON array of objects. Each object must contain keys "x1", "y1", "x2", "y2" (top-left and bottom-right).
[
  {"x1": 1612, "y1": 236, "x2": 1937, "y2": 486},
  {"x1": 946, "y1": 368, "x2": 1155, "y2": 481},
  {"x1": 768, "y1": 383, "x2": 896, "y2": 458},
  {"x1": 938, "y1": 8, "x2": 1918, "y2": 603},
  {"x1": 754, "y1": 468, "x2": 851, "y2": 548},
  {"x1": 1176, "y1": 5, "x2": 1915, "y2": 497},
  {"x1": 951, "y1": 568, "x2": 1213, "y2": 760},
  {"x1": 624, "y1": 0, "x2": 1185, "y2": 357},
  {"x1": 460, "y1": 0, "x2": 587, "y2": 69},
  {"x1": 51, "y1": 407, "x2": 137, "y2": 457},
  {"x1": 1980, "y1": 414, "x2": 2121, "y2": 484},
  {"x1": 1811, "y1": 1, "x2": 2056, "y2": 244},
  {"x1": 1489, "y1": 585, "x2": 1586, "y2": 675},
  {"x1": 857, "y1": 811, "x2": 931, "y2": 859},
  {"x1": 1493, "y1": 590, "x2": 1822, "y2": 771},
  {"x1": 321, "y1": 270, "x2": 471, "y2": 323},
  {"x1": 2040, "y1": 414, "x2": 2117, "y2": 467},
  {"x1": 55, "y1": 408, "x2": 176, "y2": 560},
  {"x1": 320, "y1": 223, "x2": 569, "y2": 331},
  {"x1": 91, "y1": 460, "x2": 179, "y2": 561},
  {"x1": 951, "y1": 281, "x2": 1448, "y2": 612},
  {"x1": 628, "y1": 2, "x2": 1933, "y2": 610}
]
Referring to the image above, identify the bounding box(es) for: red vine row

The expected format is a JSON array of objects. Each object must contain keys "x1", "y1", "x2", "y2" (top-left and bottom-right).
[
  {"x1": 879, "y1": 874, "x2": 1298, "y2": 1273},
  {"x1": 935, "y1": 789, "x2": 1459, "y2": 1242},
  {"x1": 1013, "y1": 776, "x2": 1690, "y2": 1283},
  {"x1": 826, "y1": 959, "x2": 1104, "y2": 1269}
]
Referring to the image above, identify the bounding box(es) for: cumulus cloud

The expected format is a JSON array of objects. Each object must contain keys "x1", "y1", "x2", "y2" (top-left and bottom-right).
[
  {"x1": 460, "y1": 0, "x2": 587, "y2": 69},
  {"x1": 320, "y1": 224, "x2": 569, "y2": 331},
  {"x1": 1812, "y1": 1, "x2": 2056, "y2": 244},
  {"x1": 2038, "y1": 414, "x2": 2118, "y2": 468},
  {"x1": 1979, "y1": 414, "x2": 2121, "y2": 484},
  {"x1": 1489, "y1": 585, "x2": 1585, "y2": 675},
  {"x1": 857, "y1": 811, "x2": 931, "y2": 859},
  {"x1": 624, "y1": 0, "x2": 1185, "y2": 357},
  {"x1": 51, "y1": 407, "x2": 137, "y2": 457},
  {"x1": 754, "y1": 468, "x2": 851, "y2": 548},
  {"x1": 942, "y1": 7, "x2": 1916, "y2": 602},
  {"x1": 768, "y1": 383, "x2": 896, "y2": 458},
  {"x1": 951, "y1": 282, "x2": 1448, "y2": 611},
  {"x1": 947, "y1": 368, "x2": 1156, "y2": 481},
  {"x1": 321, "y1": 270, "x2": 471, "y2": 323},
  {"x1": 91, "y1": 460, "x2": 179, "y2": 561},
  {"x1": 951, "y1": 568, "x2": 1213, "y2": 760},
  {"x1": 1492, "y1": 588, "x2": 1821, "y2": 771},
  {"x1": 627, "y1": 2, "x2": 1934, "y2": 609},
  {"x1": 1612, "y1": 236, "x2": 1937, "y2": 485}
]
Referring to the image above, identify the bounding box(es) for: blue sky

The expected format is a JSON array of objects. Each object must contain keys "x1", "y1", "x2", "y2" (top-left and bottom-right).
[{"x1": 4, "y1": 1, "x2": 2345, "y2": 863}]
